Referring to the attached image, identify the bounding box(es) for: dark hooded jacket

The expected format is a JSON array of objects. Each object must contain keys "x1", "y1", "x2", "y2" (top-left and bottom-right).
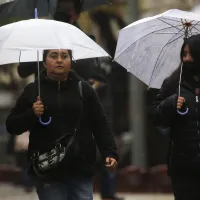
[
  {"x1": 151, "y1": 34, "x2": 200, "y2": 175},
  {"x1": 5, "y1": 70, "x2": 118, "y2": 179}
]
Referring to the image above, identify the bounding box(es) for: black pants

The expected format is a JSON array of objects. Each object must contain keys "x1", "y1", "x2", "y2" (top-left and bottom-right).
[{"x1": 171, "y1": 174, "x2": 200, "y2": 200}]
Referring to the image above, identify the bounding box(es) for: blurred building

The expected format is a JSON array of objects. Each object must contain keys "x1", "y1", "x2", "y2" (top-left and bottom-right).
[{"x1": 141, "y1": 0, "x2": 197, "y2": 17}]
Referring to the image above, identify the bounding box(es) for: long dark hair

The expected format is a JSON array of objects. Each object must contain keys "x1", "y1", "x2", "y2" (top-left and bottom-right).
[{"x1": 166, "y1": 34, "x2": 200, "y2": 90}]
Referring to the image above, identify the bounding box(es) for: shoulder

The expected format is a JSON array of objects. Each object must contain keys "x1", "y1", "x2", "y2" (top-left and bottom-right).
[
  {"x1": 81, "y1": 81, "x2": 94, "y2": 92},
  {"x1": 159, "y1": 77, "x2": 178, "y2": 97},
  {"x1": 161, "y1": 77, "x2": 171, "y2": 88},
  {"x1": 21, "y1": 82, "x2": 37, "y2": 99},
  {"x1": 81, "y1": 81, "x2": 96, "y2": 99},
  {"x1": 24, "y1": 82, "x2": 36, "y2": 92},
  {"x1": 161, "y1": 68, "x2": 179, "y2": 93}
]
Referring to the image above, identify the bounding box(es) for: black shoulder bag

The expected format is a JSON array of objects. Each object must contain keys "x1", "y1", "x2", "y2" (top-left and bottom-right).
[{"x1": 30, "y1": 81, "x2": 84, "y2": 178}]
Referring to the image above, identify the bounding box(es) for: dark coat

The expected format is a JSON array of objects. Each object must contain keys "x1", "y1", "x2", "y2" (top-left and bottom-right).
[
  {"x1": 151, "y1": 77, "x2": 200, "y2": 175},
  {"x1": 5, "y1": 70, "x2": 118, "y2": 179}
]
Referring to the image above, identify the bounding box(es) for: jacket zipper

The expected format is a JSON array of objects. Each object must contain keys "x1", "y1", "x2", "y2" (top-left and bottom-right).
[
  {"x1": 58, "y1": 82, "x2": 61, "y2": 110},
  {"x1": 58, "y1": 82, "x2": 60, "y2": 91},
  {"x1": 196, "y1": 95, "x2": 200, "y2": 156}
]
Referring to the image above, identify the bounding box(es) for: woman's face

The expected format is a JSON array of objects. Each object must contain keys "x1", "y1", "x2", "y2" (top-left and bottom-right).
[
  {"x1": 44, "y1": 49, "x2": 71, "y2": 79},
  {"x1": 183, "y1": 44, "x2": 194, "y2": 63}
]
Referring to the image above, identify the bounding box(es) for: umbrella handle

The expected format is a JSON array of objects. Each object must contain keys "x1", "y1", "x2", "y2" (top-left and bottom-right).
[
  {"x1": 39, "y1": 116, "x2": 52, "y2": 126},
  {"x1": 177, "y1": 107, "x2": 189, "y2": 115}
]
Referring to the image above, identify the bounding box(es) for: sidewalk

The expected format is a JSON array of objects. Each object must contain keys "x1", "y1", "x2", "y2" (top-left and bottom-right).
[
  {"x1": 0, "y1": 164, "x2": 173, "y2": 193},
  {"x1": 0, "y1": 184, "x2": 173, "y2": 200}
]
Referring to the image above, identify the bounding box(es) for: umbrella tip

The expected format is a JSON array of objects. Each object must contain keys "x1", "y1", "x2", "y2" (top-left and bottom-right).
[{"x1": 35, "y1": 8, "x2": 38, "y2": 19}]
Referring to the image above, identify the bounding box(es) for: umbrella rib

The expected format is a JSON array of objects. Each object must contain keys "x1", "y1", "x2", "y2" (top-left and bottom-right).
[
  {"x1": 186, "y1": 25, "x2": 197, "y2": 37},
  {"x1": 115, "y1": 24, "x2": 183, "y2": 60},
  {"x1": 188, "y1": 27, "x2": 194, "y2": 37},
  {"x1": 152, "y1": 25, "x2": 183, "y2": 35},
  {"x1": 70, "y1": 42, "x2": 109, "y2": 55},
  {"x1": 160, "y1": 18, "x2": 200, "y2": 37},
  {"x1": 162, "y1": 25, "x2": 186, "y2": 45},
  {"x1": 192, "y1": 21, "x2": 200, "y2": 28},
  {"x1": 161, "y1": 17, "x2": 183, "y2": 23},
  {"x1": 163, "y1": 33, "x2": 185, "y2": 46},
  {"x1": 190, "y1": 26, "x2": 200, "y2": 33},
  {"x1": 158, "y1": 18, "x2": 182, "y2": 31},
  {"x1": 154, "y1": 32, "x2": 182, "y2": 35},
  {"x1": 148, "y1": 31, "x2": 185, "y2": 87},
  {"x1": 189, "y1": 21, "x2": 200, "y2": 33},
  {"x1": 153, "y1": 24, "x2": 184, "y2": 34}
]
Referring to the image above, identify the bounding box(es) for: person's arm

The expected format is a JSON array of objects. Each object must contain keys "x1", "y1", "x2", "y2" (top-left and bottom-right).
[
  {"x1": 6, "y1": 83, "x2": 37, "y2": 135},
  {"x1": 83, "y1": 82, "x2": 118, "y2": 161},
  {"x1": 150, "y1": 79, "x2": 178, "y2": 126}
]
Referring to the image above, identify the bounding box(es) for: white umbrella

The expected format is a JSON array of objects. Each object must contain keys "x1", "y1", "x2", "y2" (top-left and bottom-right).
[
  {"x1": 0, "y1": 18, "x2": 110, "y2": 125},
  {"x1": 114, "y1": 9, "x2": 200, "y2": 89},
  {"x1": 0, "y1": 18, "x2": 110, "y2": 60}
]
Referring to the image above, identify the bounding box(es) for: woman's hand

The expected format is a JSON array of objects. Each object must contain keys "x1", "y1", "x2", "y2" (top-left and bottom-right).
[
  {"x1": 105, "y1": 157, "x2": 118, "y2": 172},
  {"x1": 32, "y1": 96, "x2": 44, "y2": 117},
  {"x1": 177, "y1": 97, "x2": 185, "y2": 110}
]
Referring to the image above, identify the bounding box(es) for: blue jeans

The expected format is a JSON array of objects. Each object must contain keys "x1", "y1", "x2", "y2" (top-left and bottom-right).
[
  {"x1": 100, "y1": 166, "x2": 116, "y2": 199},
  {"x1": 34, "y1": 177, "x2": 93, "y2": 200}
]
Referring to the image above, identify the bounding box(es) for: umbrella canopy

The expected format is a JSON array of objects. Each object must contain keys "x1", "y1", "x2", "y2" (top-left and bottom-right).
[
  {"x1": 114, "y1": 9, "x2": 200, "y2": 89},
  {"x1": 0, "y1": 18, "x2": 110, "y2": 61},
  {"x1": 0, "y1": 49, "x2": 43, "y2": 65}
]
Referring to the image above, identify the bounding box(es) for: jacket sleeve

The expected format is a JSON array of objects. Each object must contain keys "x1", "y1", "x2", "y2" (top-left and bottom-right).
[
  {"x1": 83, "y1": 82, "x2": 118, "y2": 161},
  {"x1": 150, "y1": 79, "x2": 178, "y2": 126},
  {"x1": 5, "y1": 84, "x2": 38, "y2": 135}
]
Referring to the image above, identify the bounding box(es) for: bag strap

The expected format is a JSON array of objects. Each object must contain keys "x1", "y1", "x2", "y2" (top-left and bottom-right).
[
  {"x1": 74, "y1": 81, "x2": 84, "y2": 135},
  {"x1": 52, "y1": 81, "x2": 84, "y2": 144},
  {"x1": 52, "y1": 81, "x2": 84, "y2": 142},
  {"x1": 78, "y1": 81, "x2": 83, "y2": 100}
]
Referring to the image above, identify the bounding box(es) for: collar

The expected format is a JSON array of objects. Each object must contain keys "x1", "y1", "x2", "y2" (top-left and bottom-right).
[{"x1": 39, "y1": 70, "x2": 80, "y2": 91}]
